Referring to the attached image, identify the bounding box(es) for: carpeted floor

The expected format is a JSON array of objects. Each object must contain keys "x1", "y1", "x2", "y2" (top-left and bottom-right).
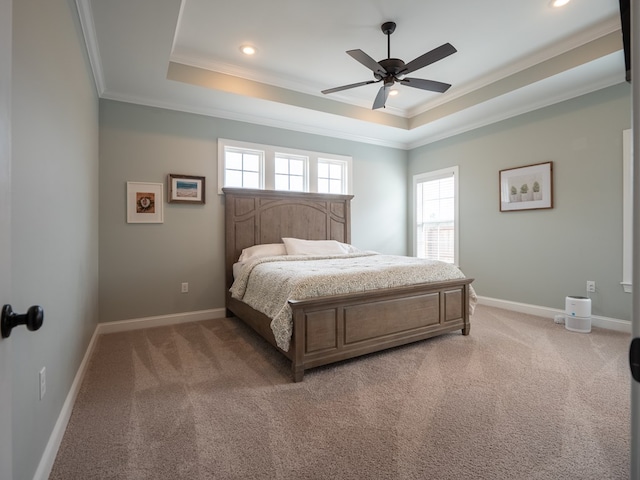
[{"x1": 49, "y1": 305, "x2": 631, "y2": 479}]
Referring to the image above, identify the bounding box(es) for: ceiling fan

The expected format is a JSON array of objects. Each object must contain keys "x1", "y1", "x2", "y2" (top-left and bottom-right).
[{"x1": 321, "y1": 21, "x2": 456, "y2": 110}]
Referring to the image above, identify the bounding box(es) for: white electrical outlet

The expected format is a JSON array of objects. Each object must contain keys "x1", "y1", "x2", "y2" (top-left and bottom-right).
[
  {"x1": 587, "y1": 281, "x2": 596, "y2": 293},
  {"x1": 39, "y1": 367, "x2": 46, "y2": 400},
  {"x1": 181, "y1": 282, "x2": 189, "y2": 293}
]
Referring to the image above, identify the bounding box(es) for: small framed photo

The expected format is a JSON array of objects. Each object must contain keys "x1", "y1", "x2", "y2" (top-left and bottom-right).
[
  {"x1": 127, "y1": 182, "x2": 164, "y2": 223},
  {"x1": 499, "y1": 162, "x2": 553, "y2": 212},
  {"x1": 168, "y1": 174, "x2": 206, "y2": 204}
]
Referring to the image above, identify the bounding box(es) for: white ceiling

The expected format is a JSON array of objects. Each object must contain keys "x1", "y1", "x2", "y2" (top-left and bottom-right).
[{"x1": 78, "y1": 0, "x2": 627, "y2": 149}]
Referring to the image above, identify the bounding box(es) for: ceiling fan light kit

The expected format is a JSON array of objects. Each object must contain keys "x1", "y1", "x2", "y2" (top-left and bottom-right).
[{"x1": 321, "y1": 21, "x2": 456, "y2": 110}]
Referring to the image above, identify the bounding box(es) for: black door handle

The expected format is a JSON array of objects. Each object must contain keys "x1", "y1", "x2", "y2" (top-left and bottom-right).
[
  {"x1": 1, "y1": 304, "x2": 44, "y2": 338},
  {"x1": 631, "y1": 338, "x2": 640, "y2": 383}
]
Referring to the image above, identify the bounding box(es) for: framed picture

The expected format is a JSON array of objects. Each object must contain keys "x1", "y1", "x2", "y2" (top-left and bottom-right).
[
  {"x1": 168, "y1": 174, "x2": 206, "y2": 204},
  {"x1": 127, "y1": 182, "x2": 164, "y2": 223},
  {"x1": 499, "y1": 161, "x2": 553, "y2": 212}
]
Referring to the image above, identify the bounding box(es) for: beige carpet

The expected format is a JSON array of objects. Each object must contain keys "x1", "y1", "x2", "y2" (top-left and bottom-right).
[{"x1": 49, "y1": 305, "x2": 630, "y2": 480}]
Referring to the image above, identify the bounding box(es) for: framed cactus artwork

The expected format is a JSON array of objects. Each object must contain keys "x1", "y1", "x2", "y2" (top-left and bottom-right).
[{"x1": 499, "y1": 162, "x2": 553, "y2": 212}]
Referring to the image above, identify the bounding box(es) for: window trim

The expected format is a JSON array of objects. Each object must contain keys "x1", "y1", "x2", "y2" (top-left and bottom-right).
[
  {"x1": 218, "y1": 138, "x2": 352, "y2": 195},
  {"x1": 412, "y1": 166, "x2": 459, "y2": 265}
]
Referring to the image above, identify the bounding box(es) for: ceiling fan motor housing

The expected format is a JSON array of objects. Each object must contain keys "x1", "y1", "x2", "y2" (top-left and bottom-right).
[{"x1": 379, "y1": 58, "x2": 405, "y2": 76}]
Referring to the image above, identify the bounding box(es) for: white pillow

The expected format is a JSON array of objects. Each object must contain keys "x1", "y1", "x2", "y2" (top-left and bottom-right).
[
  {"x1": 282, "y1": 238, "x2": 351, "y2": 256},
  {"x1": 238, "y1": 243, "x2": 287, "y2": 262}
]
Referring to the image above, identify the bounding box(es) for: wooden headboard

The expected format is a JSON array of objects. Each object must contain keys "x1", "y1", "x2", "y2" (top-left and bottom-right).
[{"x1": 223, "y1": 188, "x2": 354, "y2": 290}]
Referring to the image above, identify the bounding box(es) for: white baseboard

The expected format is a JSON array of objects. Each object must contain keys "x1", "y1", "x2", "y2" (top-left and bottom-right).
[
  {"x1": 33, "y1": 308, "x2": 226, "y2": 480},
  {"x1": 33, "y1": 327, "x2": 100, "y2": 480},
  {"x1": 477, "y1": 296, "x2": 632, "y2": 333},
  {"x1": 96, "y1": 308, "x2": 226, "y2": 334}
]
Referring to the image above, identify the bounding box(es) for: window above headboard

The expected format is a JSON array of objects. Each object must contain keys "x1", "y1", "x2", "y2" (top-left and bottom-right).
[{"x1": 217, "y1": 138, "x2": 353, "y2": 195}]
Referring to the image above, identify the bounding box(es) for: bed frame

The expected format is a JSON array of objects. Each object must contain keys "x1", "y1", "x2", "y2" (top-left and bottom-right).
[{"x1": 224, "y1": 188, "x2": 473, "y2": 382}]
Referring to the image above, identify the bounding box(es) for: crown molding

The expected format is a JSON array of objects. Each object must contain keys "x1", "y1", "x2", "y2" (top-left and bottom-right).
[
  {"x1": 408, "y1": 16, "x2": 621, "y2": 118},
  {"x1": 407, "y1": 73, "x2": 625, "y2": 150},
  {"x1": 168, "y1": 52, "x2": 409, "y2": 118},
  {"x1": 99, "y1": 90, "x2": 411, "y2": 150},
  {"x1": 75, "y1": 0, "x2": 105, "y2": 95}
]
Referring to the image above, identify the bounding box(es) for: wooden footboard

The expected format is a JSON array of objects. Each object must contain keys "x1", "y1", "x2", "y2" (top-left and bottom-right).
[
  {"x1": 227, "y1": 277, "x2": 473, "y2": 382},
  {"x1": 288, "y1": 278, "x2": 473, "y2": 381}
]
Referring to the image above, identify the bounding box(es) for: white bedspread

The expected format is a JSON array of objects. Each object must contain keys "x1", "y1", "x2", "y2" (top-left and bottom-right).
[{"x1": 230, "y1": 253, "x2": 477, "y2": 351}]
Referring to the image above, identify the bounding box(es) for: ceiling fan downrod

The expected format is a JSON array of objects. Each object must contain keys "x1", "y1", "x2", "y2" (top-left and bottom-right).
[{"x1": 381, "y1": 21, "x2": 396, "y2": 59}]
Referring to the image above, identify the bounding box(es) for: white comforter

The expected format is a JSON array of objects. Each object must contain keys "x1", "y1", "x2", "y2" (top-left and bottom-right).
[{"x1": 230, "y1": 253, "x2": 477, "y2": 351}]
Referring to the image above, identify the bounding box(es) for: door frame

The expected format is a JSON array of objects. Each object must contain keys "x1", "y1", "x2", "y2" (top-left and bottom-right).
[{"x1": 630, "y1": 1, "x2": 640, "y2": 478}]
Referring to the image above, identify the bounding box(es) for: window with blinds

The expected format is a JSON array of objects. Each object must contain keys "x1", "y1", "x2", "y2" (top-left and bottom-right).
[
  {"x1": 414, "y1": 167, "x2": 458, "y2": 264},
  {"x1": 622, "y1": 129, "x2": 632, "y2": 292}
]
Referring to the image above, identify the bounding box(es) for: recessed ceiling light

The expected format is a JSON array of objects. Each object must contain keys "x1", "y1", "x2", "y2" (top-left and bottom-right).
[
  {"x1": 240, "y1": 45, "x2": 256, "y2": 55},
  {"x1": 389, "y1": 89, "x2": 399, "y2": 96},
  {"x1": 551, "y1": 0, "x2": 570, "y2": 7}
]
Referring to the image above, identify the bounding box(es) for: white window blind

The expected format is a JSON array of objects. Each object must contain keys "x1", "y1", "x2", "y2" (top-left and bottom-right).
[{"x1": 414, "y1": 167, "x2": 458, "y2": 264}]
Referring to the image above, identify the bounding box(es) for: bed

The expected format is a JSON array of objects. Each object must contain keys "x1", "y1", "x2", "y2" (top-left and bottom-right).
[{"x1": 224, "y1": 187, "x2": 475, "y2": 382}]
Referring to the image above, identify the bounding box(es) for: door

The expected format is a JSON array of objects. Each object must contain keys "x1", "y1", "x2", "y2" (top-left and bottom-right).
[{"x1": 0, "y1": 0, "x2": 12, "y2": 478}]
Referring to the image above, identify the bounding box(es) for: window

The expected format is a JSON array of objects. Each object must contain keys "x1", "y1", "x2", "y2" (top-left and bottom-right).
[
  {"x1": 218, "y1": 139, "x2": 351, "y2": 194},
  {"x1": 224, "y1": 147, "x2": 263, "y2": 189},
  {"x1": 622, "y1": 129, "x2": 632, "y2": 293},
  {"x1": 413, "y1": 166, "x2": 458, "y2": 264},
  {"x1": 275, "y1": 154, "x2": 307, "y2": 191},
  {"x1": 318, "y1": 159, "x2": 347, "y2": 194}
]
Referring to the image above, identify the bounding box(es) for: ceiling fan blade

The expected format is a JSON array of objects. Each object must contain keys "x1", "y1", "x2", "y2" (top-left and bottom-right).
[
  {"x1": 372, "y1": 85, "x2": 390, "y2": 110},
  {"x1": 322, "y1": 80, "x2": 377, "y2": 95},
  {"x1": 347, "y1": 49, "x2": 387, "y2": 76},
  {"x1": 400, "y1": 77, "x2": 452, "y2": 93},
  {"x1": 400, "y1": 43, "x2": 457, "y2": 76}
]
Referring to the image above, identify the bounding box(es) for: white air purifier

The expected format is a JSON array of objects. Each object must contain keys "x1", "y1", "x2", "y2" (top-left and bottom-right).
[{"x1": 565, "y1": 296, "x2": 591, "y2": 333}]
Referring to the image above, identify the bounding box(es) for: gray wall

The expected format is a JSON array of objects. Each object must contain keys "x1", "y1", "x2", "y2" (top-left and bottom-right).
[
  {"x1": 11, "y1": 0, "x2": 99, "y2": 478},
  {"x1": 98, "y1": 100, "x2": 407, "y2": 323},
  {"x1": 409, "y1": 83, "x2": 632, "y2": 320},
  {"x1": 100, "y1": 83, "x2": 633, "y2": 325}
]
